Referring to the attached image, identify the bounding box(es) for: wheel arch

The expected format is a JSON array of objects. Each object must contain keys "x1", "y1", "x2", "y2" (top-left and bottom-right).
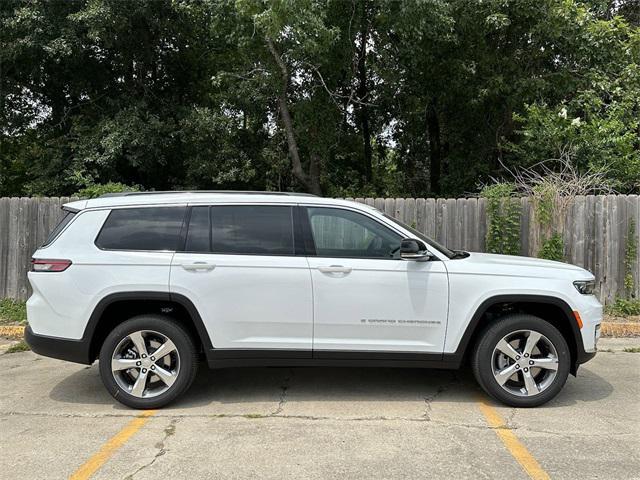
[
  {"x1": 84, "y1": 291, "x2": 213, "y2": 363},
  {"x1": 454, "y1": 294, "x2": 585, "y2": 375}
]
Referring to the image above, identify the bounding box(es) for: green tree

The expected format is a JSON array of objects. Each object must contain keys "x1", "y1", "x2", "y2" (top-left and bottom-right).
[
  {"x1": 1, "y1": 0, "x2": 638, "y2": 198},
  {"x1": 507, "y1": 14, "x2": 640, "y2": 191}
]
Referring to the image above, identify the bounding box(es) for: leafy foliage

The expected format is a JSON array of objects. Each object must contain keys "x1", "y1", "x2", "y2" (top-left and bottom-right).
[
  {"x1": 533, "y1": 183, "x2": 563, "y2": 261},
  {"x1": 624, "y1": 220, "x2": 638, "y2": 295},
  {"x1": 506, "y1": 14, "x2": 640, "y2": 191},
  {"x1": 0, "y1": 1, "x2": 638, "y2": 197},
  {"x1": 481, "y1": 183, "x2": 521, "y2": 255},
  {"x1": 74, "y1": 182, "x2": 140, "y2": 199},
  {"x1": 606, "y1": 297, "x2": 640, "y2": 317},
  {"x1": 538, "y1": 233, "x2": 564, "y2": 261},
  {"x1": 0, "y1": 299, "x2": 26, "y2": 325}
]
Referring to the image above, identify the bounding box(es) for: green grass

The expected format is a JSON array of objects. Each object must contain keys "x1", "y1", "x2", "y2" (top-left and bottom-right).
[
  {"x1": 623, "y1": 347, "x2": 640, "y2": 353},
  {"x1": 6, "y1": 340, "x2": 30, "y2": 353},
  {"x1": 605, "y1": 298, "x2": 640, "y2": 317},
  {"x1": 0, "y1": 299, "x2": 27, "y2": 325},
  {"x1": 242, "y1": 413, "x2": 267, "y2": 419}
]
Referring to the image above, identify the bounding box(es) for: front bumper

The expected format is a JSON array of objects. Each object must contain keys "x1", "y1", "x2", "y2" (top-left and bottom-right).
[
  {"x1": 570, "y1": 305, "x2": 601, "y2": 373},
  {"x1": 24, "y1": 325, "x2": 92, "y2": 365},
  {"x1": 577, "y1": 350, "x2": 597, "y2": 365}
]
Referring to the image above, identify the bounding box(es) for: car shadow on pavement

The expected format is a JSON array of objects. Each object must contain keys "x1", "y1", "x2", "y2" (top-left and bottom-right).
[
  {"x1": 544, "y1": 366, "x2": 615, "y2": 408},
  {"x1": 173, "y1": 366, "x2": 469, "y2": 410},
  {"x1": 48, "y1": 362, "x2": 614, "y2": 411}
]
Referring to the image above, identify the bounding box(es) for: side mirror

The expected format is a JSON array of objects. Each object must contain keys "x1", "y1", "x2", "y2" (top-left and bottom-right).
[{"x1": 400, "y1": 238, "x2": 432, "y2": 261}]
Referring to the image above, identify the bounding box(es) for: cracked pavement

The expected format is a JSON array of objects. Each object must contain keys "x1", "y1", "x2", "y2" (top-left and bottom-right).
[{"x1": 0, "y1": 338, "x2": 638, "y2": 479}]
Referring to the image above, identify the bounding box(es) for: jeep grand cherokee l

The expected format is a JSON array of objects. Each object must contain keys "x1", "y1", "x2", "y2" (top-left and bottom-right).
[{"x1": 25, "y1": 191, "x2": 602, "y2": 409}]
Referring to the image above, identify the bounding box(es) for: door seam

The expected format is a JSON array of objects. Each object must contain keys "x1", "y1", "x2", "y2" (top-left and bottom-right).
[{"x1": 305, "y1": 255, "x2": 316, "y2": 354}]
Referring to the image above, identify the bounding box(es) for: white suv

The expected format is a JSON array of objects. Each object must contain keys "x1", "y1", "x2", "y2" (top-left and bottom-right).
[{"x1": 25, "y1": 191, "x2": 602, "y2": 409}]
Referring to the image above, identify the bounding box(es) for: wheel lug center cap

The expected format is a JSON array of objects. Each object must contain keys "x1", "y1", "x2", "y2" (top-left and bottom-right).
[{"x1": 139, "y1": 358, "x2": 153, "y2": 369}]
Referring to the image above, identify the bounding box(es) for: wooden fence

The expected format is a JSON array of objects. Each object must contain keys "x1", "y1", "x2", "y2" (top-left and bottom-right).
[{"x1": 0, "y1": 195, "x2": 638, "y2": 303}]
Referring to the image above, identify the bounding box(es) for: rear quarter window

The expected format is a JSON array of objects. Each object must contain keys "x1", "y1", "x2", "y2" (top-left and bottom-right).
[
  {"x1": 95, "y1": 207, "x2": 186, "y2": 251},
  {"x1": 42, "y1": 210, "x2": 77, "y2": 247}
]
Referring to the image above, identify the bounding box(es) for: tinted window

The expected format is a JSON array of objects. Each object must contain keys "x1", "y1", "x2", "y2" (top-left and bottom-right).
[
  {"x1": 96, "y1": 207, "x2": 186, "y2": 251},
  {"x1": 185, "y1": 206, "x2": 210, "y2": 252},
  {"x1": 211, "y1": 206, "x2": 294, "y2": 255},
  {"x1": 306, "y1": 207, "x2": 401, "y2": 259},
  {"x1": 42, "y1": 210, "x2": 76, "y2": 247}
]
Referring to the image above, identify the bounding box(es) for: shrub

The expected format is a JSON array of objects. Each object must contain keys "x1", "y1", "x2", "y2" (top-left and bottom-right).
[
  {"x1": 606, "y1": 298, "x2": 640, "y2": 317},
  {"x1": 538, "y1": 233, "x2": 564, "y2": 261},
  {"x1": 74, "y1": 182, "x2": 141, "y2": 199},
  {"x1": 0, "y1": 299, "x2": 27, "y2": 324},
  {"x1": 481, "y1": 183, "x2": 521, "y2": 255}
]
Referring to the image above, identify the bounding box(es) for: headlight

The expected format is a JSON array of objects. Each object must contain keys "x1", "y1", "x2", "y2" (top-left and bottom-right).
[{"x1": 573, "y1": 280, "x2": 595, "y2": 295}]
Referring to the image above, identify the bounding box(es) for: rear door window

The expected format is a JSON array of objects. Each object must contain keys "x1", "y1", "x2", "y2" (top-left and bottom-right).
[
  {"x1": 210, "y1": 205, "x2": 294, "y2": 255},
  {"x1": 95, "y1": 207, "x2": 186, "y2": 251}
]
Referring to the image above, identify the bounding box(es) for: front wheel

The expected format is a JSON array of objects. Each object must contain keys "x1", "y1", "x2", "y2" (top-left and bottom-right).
[
  {"x1": 99, "y1": 315, "x2": 199, "y2": 409},
  {"x1": 472, "y1": 314, "x2": 570, "y2": 407}
]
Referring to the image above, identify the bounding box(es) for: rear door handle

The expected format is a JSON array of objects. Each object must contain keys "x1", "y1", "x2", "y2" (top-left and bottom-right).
[
  {"x1": 181, "y1": 262, "x2": 216, "y2": 272},
  {"x1": 318, "y1": 265, "x2": 352, "y2": 274}
]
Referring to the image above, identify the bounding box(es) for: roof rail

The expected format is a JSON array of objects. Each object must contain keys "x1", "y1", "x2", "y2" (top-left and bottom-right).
[{"x1": 98, "y1": 190, "x2": 318, "y2": 198}]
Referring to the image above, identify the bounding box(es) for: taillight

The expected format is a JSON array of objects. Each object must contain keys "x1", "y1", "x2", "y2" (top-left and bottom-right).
[{"x1": 31, "y1": 258, "x2": 72, "y2": 272}]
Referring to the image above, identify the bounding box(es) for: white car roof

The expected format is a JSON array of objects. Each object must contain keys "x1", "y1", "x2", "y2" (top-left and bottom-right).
[{"x1": 64, "y1": 191, "x2": 377, "y2": 212}]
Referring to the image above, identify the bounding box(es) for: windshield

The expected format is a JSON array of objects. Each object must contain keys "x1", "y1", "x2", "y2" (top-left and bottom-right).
[{"x1": 383, "y1": 214, "x2": 457, "y2": 259}]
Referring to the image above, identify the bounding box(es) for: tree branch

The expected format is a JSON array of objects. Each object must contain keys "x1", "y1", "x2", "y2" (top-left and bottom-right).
[{"x1": 265, "y1": 36, "x2": 320, "y2": 194}]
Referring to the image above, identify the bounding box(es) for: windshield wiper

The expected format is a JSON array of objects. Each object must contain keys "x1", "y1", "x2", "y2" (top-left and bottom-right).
[{"x1": 450, "y1": 250, "x2": 470, "y2": 259}]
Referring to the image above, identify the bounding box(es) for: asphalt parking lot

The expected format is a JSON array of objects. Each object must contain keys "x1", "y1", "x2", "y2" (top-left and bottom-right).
[{"x1": 0, "y1": 338, "x2": 638, "y2": 480}]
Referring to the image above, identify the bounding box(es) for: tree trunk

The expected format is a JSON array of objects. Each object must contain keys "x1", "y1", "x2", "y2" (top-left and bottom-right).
[
  {"x1": 357, "y1": 1, "x2": 372, "y2": 182},
  {"x1": 265, "y1": 37, "x2": 322, "y2": 195},
  {"x1": 426, "y1": 100, "x2": 442, "y2": 196},
  {"x1": 309, "y1": 153, "x2": 322, "y2": 196}
]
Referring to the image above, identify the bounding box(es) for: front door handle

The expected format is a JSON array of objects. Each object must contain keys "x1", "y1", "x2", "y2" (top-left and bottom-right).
[
  {"x1": 318, "y1": 265, "x2": 352, "y2": 274},
  {"x1": 181, "y1": 262, "x2": 216, "y2": 272}
]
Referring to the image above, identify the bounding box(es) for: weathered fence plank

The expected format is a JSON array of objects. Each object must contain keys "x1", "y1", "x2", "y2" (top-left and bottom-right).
[
  {"x1": 0, "y1": 195, "x2": 637, "y2": 304},
  {"x1": 0, "y1": 198, "x2": 9, "y2": 299}
]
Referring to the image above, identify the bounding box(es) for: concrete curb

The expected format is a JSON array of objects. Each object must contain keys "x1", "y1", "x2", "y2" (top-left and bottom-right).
[
  {"x1": 601, "y1": 322, "x2": 640, "y2": 337},
  {"x1": 2, "y1": 323, "x2": 640, "y2": 342}
]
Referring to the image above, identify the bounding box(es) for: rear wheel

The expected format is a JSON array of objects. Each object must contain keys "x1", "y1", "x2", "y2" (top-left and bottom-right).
[
  {"x1": 99, "y1": 315, "x2": 198, "y2": 409},
  {"x1": 472, "y1": 314, "x2": 570, "y2": 407}
]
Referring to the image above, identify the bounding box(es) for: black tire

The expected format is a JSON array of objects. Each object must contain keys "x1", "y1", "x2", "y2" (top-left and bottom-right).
[
  {"x1": 99, "y1": 314, "x2": 198, "y2": 409},
  {"x1": 471, "y1": 314, "x2": 570, "y2": 407}
]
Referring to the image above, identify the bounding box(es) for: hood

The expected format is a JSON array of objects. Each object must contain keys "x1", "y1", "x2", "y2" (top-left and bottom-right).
[{"x1": 446, "y1": 252, "x2": 593, "y2": 280}]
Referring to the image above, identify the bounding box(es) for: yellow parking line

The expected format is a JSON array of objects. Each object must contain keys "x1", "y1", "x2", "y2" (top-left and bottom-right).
[
  {"x1": 478, "y1": 400, "x2": 550, "y2": 480},
  {"x1": 69, "y1": 410, "x2": 156, "y2": 480}
]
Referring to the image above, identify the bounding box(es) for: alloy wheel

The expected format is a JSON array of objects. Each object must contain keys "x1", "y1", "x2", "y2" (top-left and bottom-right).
[
  {"x1": 491, "y1": 329, "x2": 559, "y2": 397},
  {"x1": 111, "y1": 330, "x2": 181, "y2": 398}
]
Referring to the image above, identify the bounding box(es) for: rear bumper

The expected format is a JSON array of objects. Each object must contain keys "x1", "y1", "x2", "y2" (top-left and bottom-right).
[{"x1": 24, "y1": 325, "x2": 92, "y2": 365}]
